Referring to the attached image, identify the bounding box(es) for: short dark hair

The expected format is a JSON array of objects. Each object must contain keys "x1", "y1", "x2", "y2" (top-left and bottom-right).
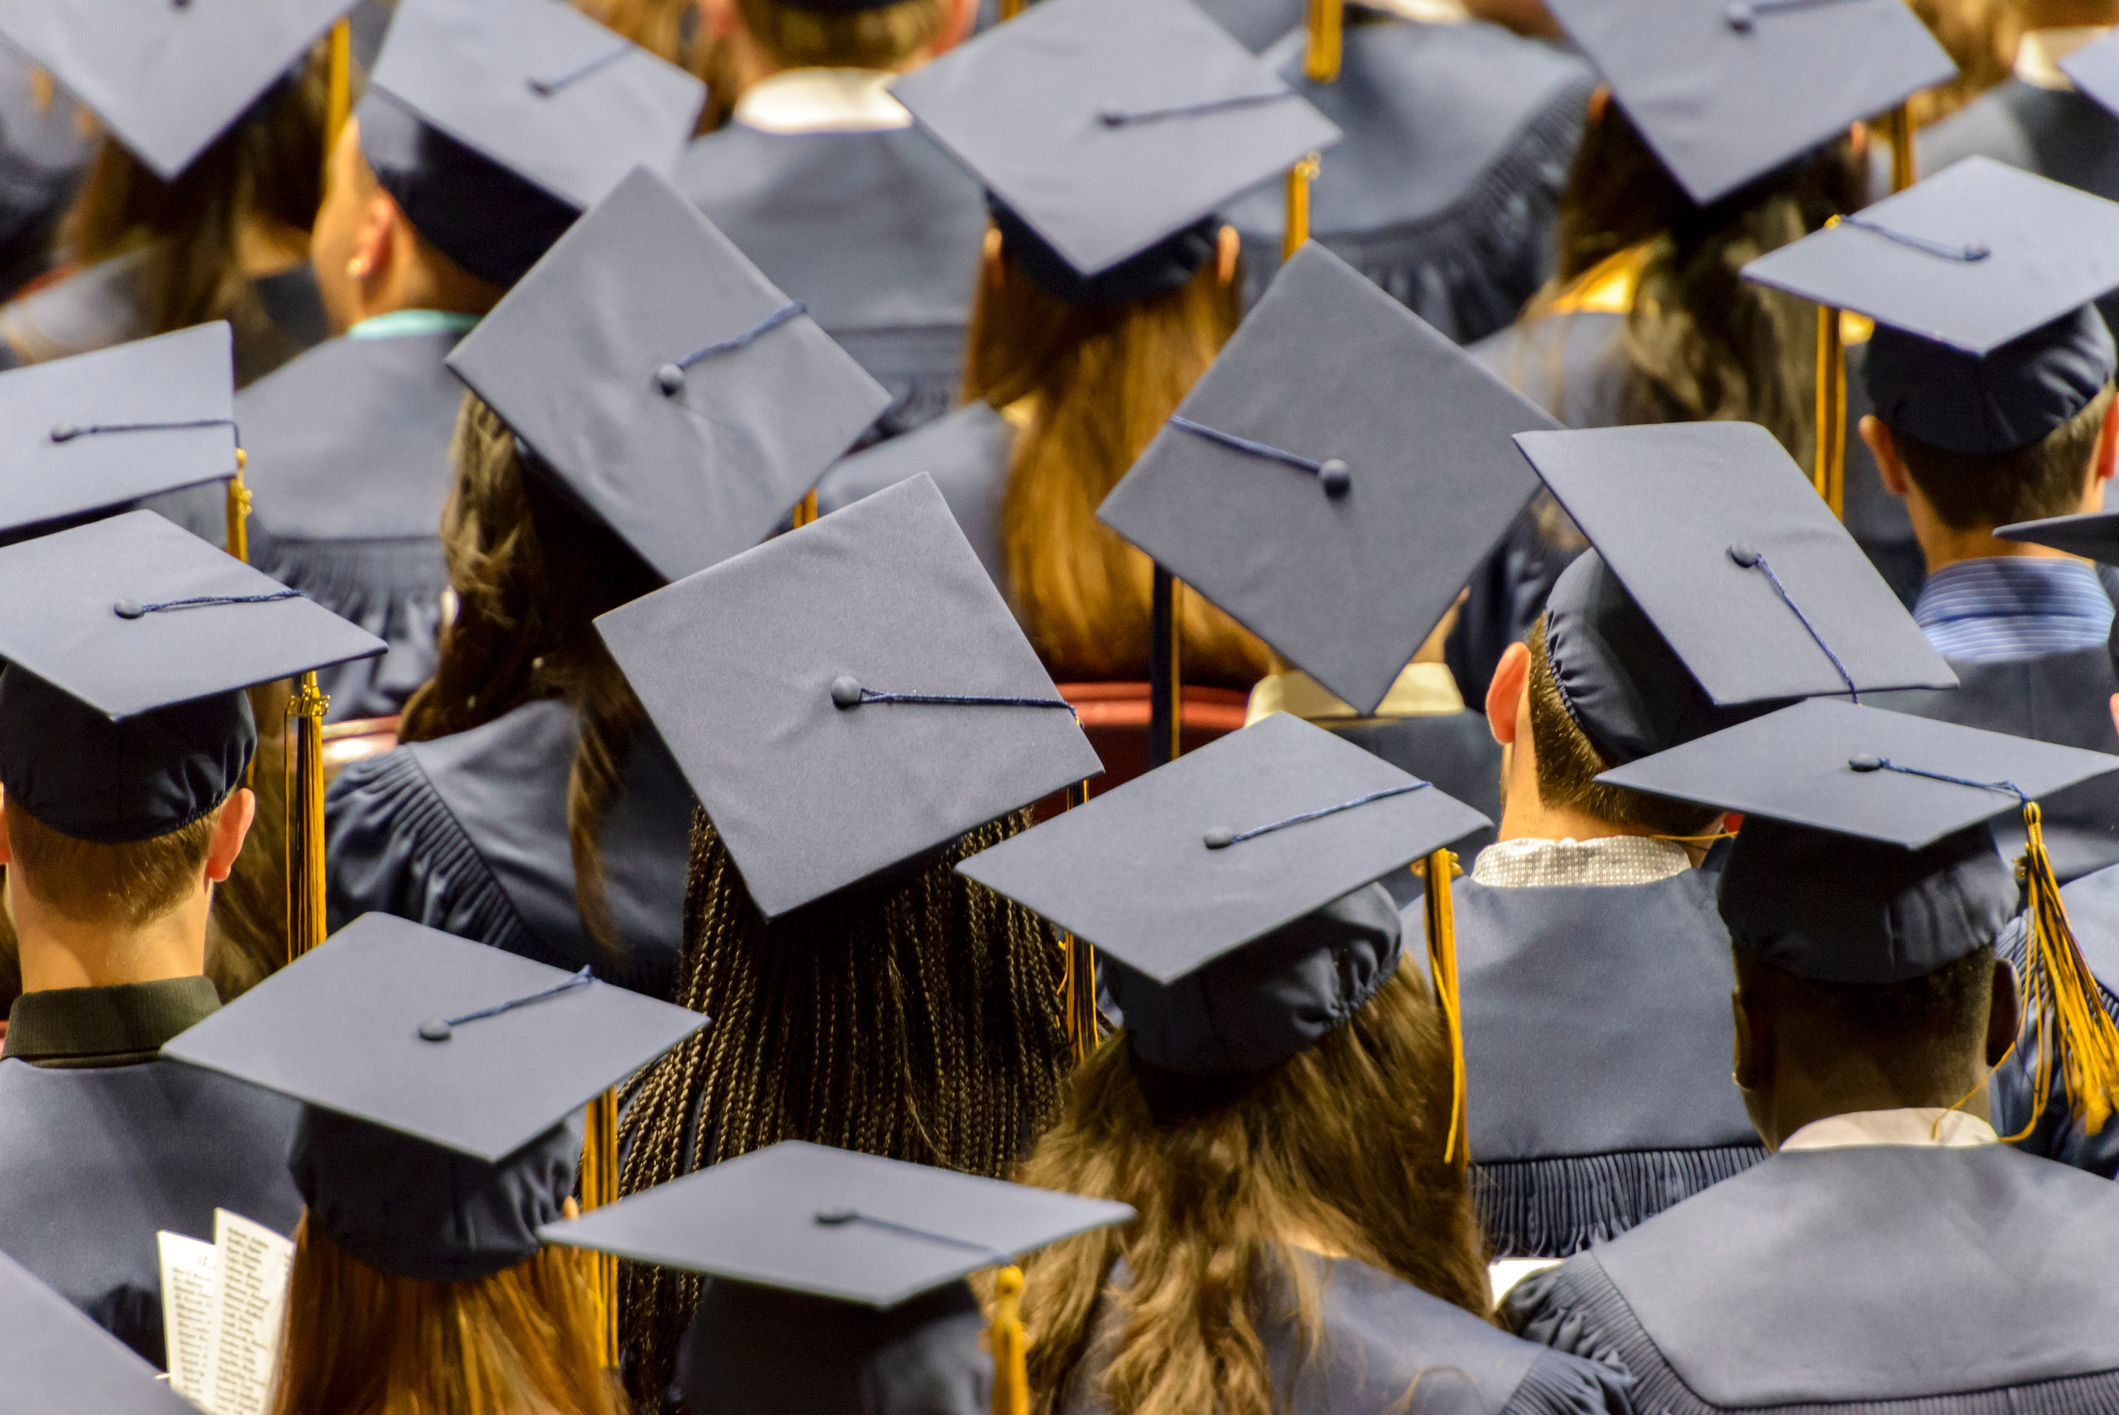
[
  {"x1": 1892, "y1": 382, "x2": 2116, "y2": 533},
  {"x1": 1733, "y1": 944, "x2": 1996, "y2": 1094},
  {"x1": 735, "y1": 0, "x2": 946, "y2": 69},
  {"x1": 1523, "y1": 615, "x2": 1723, "y2": 837},
  {"x1": 5, "y1": 796, "x2": 222, "y2": 927}
]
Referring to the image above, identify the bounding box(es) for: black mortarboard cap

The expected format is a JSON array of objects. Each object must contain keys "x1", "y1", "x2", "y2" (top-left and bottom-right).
[
  {"x1": 1098, "y1": 243, "x2": 1550, "y2": 717},
  {"x1": 1996, "y1": 510, "x2": 2119, "y2": 563},
  {"x1": 360, "y1": 0, "x2": 706, "y2": 288},
  {"x1": 0, "y1": 0, "x2": 356, "y2": 180},
  {"x1": 0, "y1": 323, "x2": 236, "y2": 539},
  {"x1": 1513, "y1": 423, "x2": 1956, "y2": 739},
  {"x1": 1744, "y1": 158, "x2": 2119, "y2": 456},
  {"x1": 0, "y1": 1246, "x2": 196, "y2": 1415},
  {"x1": 0, "y1": 510, "x2": 385, "y2": 843},
  {"x1": 1543, "y1": 0, "x2": 1953, "y2": 206},
  {"x1": 596, "y1": 475, "x2": 1102, "y2": 919},
  {"x1": 891, "y1": 0, "x2": 1339, "y2": 305},
  {"x1": 163, "y1": 913, "x2": 707, "y2": 1280},
  {"x1": 540, "y1": 1140, "x2": 1133, "y2": 1307},
  {"x1": 448, "y1": 167, "x2": 892, "y2": 583},
  {"x1": 1600, "y1": 699, "x2": 2119, "y2": 981},
  {"x1": 2061, "y1": 29, "x2": 2119, "y2": 120}
]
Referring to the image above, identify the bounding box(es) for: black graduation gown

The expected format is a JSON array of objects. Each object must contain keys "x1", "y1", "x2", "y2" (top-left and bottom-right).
[
  {"x1": 0, "y1": 1057, "x2": 303, "y2": 1367},
  {"x1": 1508, "y1": 1143, "x2": 2119, "y2": 1412},
  {"x1": 812, "y1": 402, "x2": 1015, "y2": 591},
  {"x1": 1447, "y1": 871, "x2": 1764, "y2": 1258},
  {"x1": 1061, "y1": 1254, "x2": 1630, "y2": 1415},
  {"x1": 238, "y1": 327, "x2": 465, "y2": 721},
  {"x1": 1223, "y1": 16, "x2": 1593, "y2": 344},
  {"x1": 676, "y1": 122, "x2": 987, "y2": 444},
  {"x1": 1991, "y1": 860, "x2": 2119, "y2": 1177},
  {"x1": 322, "y1": 698, "x2": 697, "y2": 998}
]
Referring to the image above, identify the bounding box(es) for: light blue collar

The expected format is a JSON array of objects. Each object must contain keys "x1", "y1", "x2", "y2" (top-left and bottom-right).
[{"x1": 345, "y1": 309, "x2": 482, "y2": 341}]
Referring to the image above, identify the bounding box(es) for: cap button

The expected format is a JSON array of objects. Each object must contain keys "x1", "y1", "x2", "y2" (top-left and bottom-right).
[
  {"x1": 1848, "y1": 753, "x2": 1883, "y2": 773},
  {"x1": 830, "y1": 675, "x2": 865, "y2": 709},
  {"x1": 112, "y1": 599, "x2": 145, "y2": 620},
  {"x1": 1726, "y1": 544, "x2": 1760, "y2": 568},
  {"x1": 418, "y1": 1019, "x2": 454, "y2": 1041},
  {"x1": 1203, "y1": 826, "x2": 1236, "y2": 850},
  {"x1": 1724, "y1": 0, "x2": 1756, "y2": 30},
  {"x1": 49, "y1": 424, "x2": 78, "y2": 443},
  {"x1": 654, "y1": 363, "x2": 686, "y2": 396},
  {"x1": 1318, "y1": 459, "x2": 1351, "y2": 499},
  {"x1": 815, "y1": 1207, "x2": 857, "y2": 1225}
]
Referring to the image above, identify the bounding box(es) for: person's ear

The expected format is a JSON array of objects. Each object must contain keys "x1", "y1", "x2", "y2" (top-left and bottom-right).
[
  {"x1": 982, "y1": 225, "x2": 1004, "y2": 292},
  {"x1": 936, "y1": 0, "x2": 979, "y2": 52},
  {"x1": 2109, "y1": 691, "x2": 2119, "y2": 740},
  {"x1": 203, "y1": 788, "x2": 257, "y2": 886},
  {"x1": 1586, "y1": 83, "x2": 1609, "y2": 127},
  {"x1": 345, "y1": 191, "x2": 399, "y2": 287},
  {"x1": 1986, "y1": 958, "x2": 2022, "y2": 1069},
  {"x1": 1486, "y1": 640, "x2": 1531, "y2": 748},
  {"x1": 2092, "y1": 388, "x2": 2119, "y2": 492},
  {"x1": 1216, "y1": 224, "x2": 1239, "y2": 288},
  {"x1": 0, "y1": 800, "x2": 13, "y2": 868},
  {"x1": 1732, "y1": 985, "x2": 1773, "y2": 1092},
  {"x1": 696, "y1": 0, "x2": 740, "y2": 40},
  {"x1": 1859, "y1": 415, "x2": 1912, "y2": 498}
]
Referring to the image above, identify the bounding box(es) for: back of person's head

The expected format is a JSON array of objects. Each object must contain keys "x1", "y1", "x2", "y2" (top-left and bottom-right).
[
  {"x1": 734, "y1": 0, "x2": 950, "y2": 72},
  {"x1": 3, "y1": 798, "x2": 221, "y2": 929},
  {"x1": 1886, "y1": 381, "x2": 2117, "y2": 533},
  {"x1": 1012, "y1": 962, "x2": 1488, "y2": 1415}
]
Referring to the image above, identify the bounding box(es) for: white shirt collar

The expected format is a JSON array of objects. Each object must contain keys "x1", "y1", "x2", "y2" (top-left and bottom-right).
[
  {"x1": 733, "y1": 67, "x2": 912, "y2": 135},
  {"x1": 2015, "y1": 27, "x2": 2113, "y2": 91},
  {"x1": 1779, "y1": 1107, "x2": 1997, "y2": 1153}
]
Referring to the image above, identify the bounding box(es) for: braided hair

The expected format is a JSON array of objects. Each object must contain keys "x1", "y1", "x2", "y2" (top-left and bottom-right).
[{"x1": 616, "y1": 807, "x2": 1074, "y2": 1405}]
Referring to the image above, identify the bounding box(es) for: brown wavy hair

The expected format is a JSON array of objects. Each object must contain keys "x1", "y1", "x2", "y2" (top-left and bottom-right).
[
  {"x1": 573, "y1": 0, "x2": 726, "y2": 130},
  {"x1": 963, "y1": 246, "x2": 1270, "y2": 688},
  {"x1": 1905, "y1": 0, "x2": 2020, "y2": 127},
  {"x1": 615, "y1": 808, "x2": 1073, "y2": 1405},
  {"x1": 398, "y1": 396, "x2": 662, "y2": 957},
  {"x1": 267, "y1": 1213, "x2": 622, "y2": 1415},
  {"x1": 1013, "y1": 964, "x2": 1490, "y2": 1415},
  {"x1": 1529, "y1": 103, "x2": 1865, "y2": 476}
]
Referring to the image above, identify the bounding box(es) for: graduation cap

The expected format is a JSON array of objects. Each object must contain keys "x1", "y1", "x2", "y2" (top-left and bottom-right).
[
  {"x1": 0, "y1": 1246, "x2": 196, "y2": 1415},
  {"x1": 448, "y1": 167, "x2": 892, "y2": 584},
  {"x1": 1542, "y1": 0, "x2": 1954, "y2": 206},
  {"x1": 0, "y1": 0, "x2": 357, "y2": 180},
  {"x1": 958, "y1": 711, "x2": 1487, "y2": 1075},
  {"x1": 1996, "y1": 510, "x2": 2119, "y2": 563},
  {"x1": 360, "y1": 0, "x2": 707, "y2": 288},
  {"x1": 0, "y1": 324, "x2": 237, "y2": 541},
  {"x1": 162, "y1": 913, "x2": 707, "y2": 1280},
  {"x1": 1098, "y1": 243, "x2": 1551, "y2": 717},
  {"x1": 595, "y1": 474, "x2": 1102, "y2": 919},
  {"x1": 2061, "y1": 28, "x2": 2119, "y2": 120},
  {"x1": 1604, "y1": 697, "x2": 2119, "y2": 1128},
  {"x1": 1742, "y1": 158, "x2": 2119, "y2": 456},
  {"x1": 1512, "y1": 422, "x2": 1956, "y2": 762},
  {"x1": 890, "y1": 0, "x2": 1340, "y2": 306},
  {"x1": 0, "y1": 510, "x2": 384, "y2": 844}
]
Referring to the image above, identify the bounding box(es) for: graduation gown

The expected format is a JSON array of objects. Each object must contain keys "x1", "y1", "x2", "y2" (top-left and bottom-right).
[
  {"x1": 238, "y1": 324, "x2": 466, "y2": 721},
  {"x1": 322, "y1": 698, "x2": 697, "y2": 998},
  {"x1": 0, "y1": 43, "x2": 90, "y2": 300},
  {"x1": 1507, "y1": 1144, "x2": 2119, "y2": 1412},
  {"x1": 1449, "y1": 871, "x2": 1764, "y2": 1258},
  {"x1": 677, "y1": 122, "x2": 987, "y2": 443},
  {"x1": 1060, "y1": 1254, "x2": 1630, "y2": 1415},
  {"x1": 812, "y1": 402, "x2": 1015, "y2": 591},
  {"x1": 1223, "y1": 15, "x2": 1593, "y2": 344},
  {"x1": 1991, "y1": 860, "x2": 2119, "y2": 1177}
]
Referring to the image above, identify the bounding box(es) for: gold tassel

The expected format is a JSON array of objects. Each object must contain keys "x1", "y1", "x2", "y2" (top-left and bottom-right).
[
  {"x1": 1282, "y1": 152, "x2": 1320, "y2": 262},
  {"x1": 2009, "y1": 802, "x2": 2119, "y2": 1136},
  {"x1": 1059, "y1": 780, "x2": 1100, "y2": 1064},
  {"x1": 226, "y1": 453, "x2": 251, "y2": 564},
  {"x1": 581, "y1": 1091, "x2": 621, "y2": 1366},
  {"x1": 791, "y1": 488, "x2": 819, "y2": 529},
  {"x1": 324, "y1": 18, "x2": 352, "y2": 182},
  {"x1": 1886, "y1": 102, "x2": 1917, "y2": 194},
  {"x1": 283, "y1": 672, "x2": 329, "y2": 963},
  {"x1": 999, "y1": 0, "x2": 1024, "y2": 16},
  {"x1": 1304, "y1": 0, "x2": 1343, "y2": 84},
  {"x1": 1811, "y1": 219, "x2": 1846, "y2": 521},
  {"x1": 27, "y1": 67, "x2": 51, "y2": 117},
  {"x1": 1422, "y1": 847, "x2": 1467, "y2": 1165},
  {"x1": 989, "y1": 1265, "x2": 1030, "y2": 1415}
]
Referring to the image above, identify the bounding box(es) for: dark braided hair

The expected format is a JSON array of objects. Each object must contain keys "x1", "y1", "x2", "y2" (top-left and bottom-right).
[{"x1": 616, "y1": 806, "x2": 1073, "y2": 1407}]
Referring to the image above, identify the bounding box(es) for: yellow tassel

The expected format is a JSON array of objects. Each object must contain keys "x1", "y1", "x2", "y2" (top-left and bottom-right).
[
  {"x1": 2009, "y1": 801, "x2": 2119, "y2": 1136},
  {"x1": 1886, "y1": 102, "x2": 1917, "y2": 194},
  {"x1": 283, "y1": 672, "x2": 329, "y2": 965},
  {"x1": 1059, "y1": 780, "x2": 1099, "y2": 1065},
  {"x1": 999, "y1": 0, "x2": 1023, "y2": 16},
  {"x1": 990, "y1": 1265, "x2": 1029, "y2": 1415},
  {"x1": 225, "y1": 458, "x2": 250, "y2": 565},
  {"x1": 27, "y1": 67, "x2": 51, "y2": 117},
  {"x1": 1304, "y1": 0, "x2": 1343, "y2": 84},
  {"x1": 324, "y1": 18, "x2": 352, "y2": 182},
  {"x1": 791, "y1": 488, "x2": 819, "y2": 529},
  {"x1": 1282, "y1": 152, "x2": 1320, "y2": 262},
  {"x1": 1812, "y1": 224, "x2": 1847, "y2": 521},
  {"x1": 1422, "y1": 847, "x2": 1467, "y2": 1165},
  {"x1": 580, "y1": 1092, "x2": 621, "y2": 1367}
]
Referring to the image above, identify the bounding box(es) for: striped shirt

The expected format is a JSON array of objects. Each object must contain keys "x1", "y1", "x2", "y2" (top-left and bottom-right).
[{"x1": 1912, "y1": 557, "x2": 2114, "y2": 663}]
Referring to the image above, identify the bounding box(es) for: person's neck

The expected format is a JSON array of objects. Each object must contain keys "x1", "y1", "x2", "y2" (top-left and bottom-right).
[
  {"x1": 1918, "y1": 529, "x2": 2078, "y2": 578},
  {"x1": 1754, "y1": 1061, "x2": 1991, "y2": 1151},
  {"x1": 725, "y1": 35, "x2": 931, "y2": 100},
  {"x1": 11, "y1": 883, "x2": 209, "y2": 994},
  {"x1": 1494, "y1": 748, "x2": 1656, "y2": 846}
]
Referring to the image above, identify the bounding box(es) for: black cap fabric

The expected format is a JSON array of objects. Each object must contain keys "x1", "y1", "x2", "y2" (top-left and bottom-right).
[
  {"x1": 596, "y1": 474, "x2": 1102, "y2": 919},
  {"x1": 0, "y1": 0, "x2": 357, "y2": 180},
  {"x1": 1543, "y1": 0, "x2": 1953, "y2": 206},
  {"x1": 1514, "y1": 423, "x2": 1956, "y2": 710},
  {"x1": 891, "y1": 0, "x2": 1339, "y2": 297},
  {"x1": 361, "y1": 0, "x2": 706, "y2": 288},
  {"x1": 0, "y1": 1246, "x2": 196, "y2": 1414},
  {"x1": 1098, "y1": 243, "x2": 1549, "y2": 717},
  {"x1": 539, "y1": 1140, "x2": 1134, "y2": 1308},
  {"x1": 448, "y1": 167, "x2": 892, "y2": 583},
  {"x1": 2062, "y1": 28, "x2": 2119, "y2": 119},
  {"x1": 1743, "y1": 158, "x2": 2119, "y2": 456},
  {"x1": 1996, "y1": 510, "x2": 2119, "y2": 562},
  {"x1": 0, "y1": 324, "x2": 237, "y2": 539}
]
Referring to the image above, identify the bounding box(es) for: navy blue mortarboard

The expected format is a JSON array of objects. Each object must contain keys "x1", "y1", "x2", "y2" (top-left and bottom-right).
[
  {"x1": 361, "y1": 0, "x2": 706, "y2": 289},
  {"x1": 162, "y1": 913, "x2": 706, "y2": 1281},
  {"x1": 958, "y1": 712, "x2": 1487, "y2": 1074},
  {"x1": 597, "y1": 474, "x2": 1102, "y2": 919},
  {"x1": 1098, "y1": 243, "x2": 1550, "y2": 717},
  {"x1": 891, "y1": 0, "x2": 1340, "y2": 306},
  {"x1": 1512, "y1": 423, "x2": 1956, "y2": 763},
  {"x1": 1744, "y1": 158, "x2": 2119, "y2": 456},
  {"x1": 0, "y1": 510, "x2": 384, "y2": 844},
  {"x1": 2061, "y1": 28, "x2": 2119, "y2": 119},
  {"x1": 0, "y1": 1246, "x2": 195, "y2": 1414},
  {"x1": 449, "y1": 167, "x2": 891, "y2": 583},
  {"x1": 0, "y1": 0, "x2": 357, "y2": 180},
  {"x1": 1542, "y1": 0, "x2": 1954, "y2": 206},
  {"x1": 0, "y1": 324, "x2": 237, "y2": 540}
]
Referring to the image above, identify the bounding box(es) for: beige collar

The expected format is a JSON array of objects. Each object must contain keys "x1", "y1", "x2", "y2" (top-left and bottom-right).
[
  {"x1": 734, "y1": 67, "x2": 912, "y2": 135},
  {"x1": 1779, "y1": 1107, "x2": 1996, "y2": 1153},
  {"x1": 2016, "y1": 27, "x2": 2113, "y2": 91},
  {"x1": 1244, "y1": 661, "x2": 1465, "y2": 727}
]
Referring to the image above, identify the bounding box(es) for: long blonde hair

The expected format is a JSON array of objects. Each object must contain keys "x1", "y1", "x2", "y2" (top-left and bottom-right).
[
  {"x1": 1014, "y1": 966, "x2": 1490, "y2": 1415},
  {"x1": 267, "y1": 1215, "x2": 622, "y2": 1415},
  {"x1": 963, "y1": 248, "x2": 1270, "y2": 688}
]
